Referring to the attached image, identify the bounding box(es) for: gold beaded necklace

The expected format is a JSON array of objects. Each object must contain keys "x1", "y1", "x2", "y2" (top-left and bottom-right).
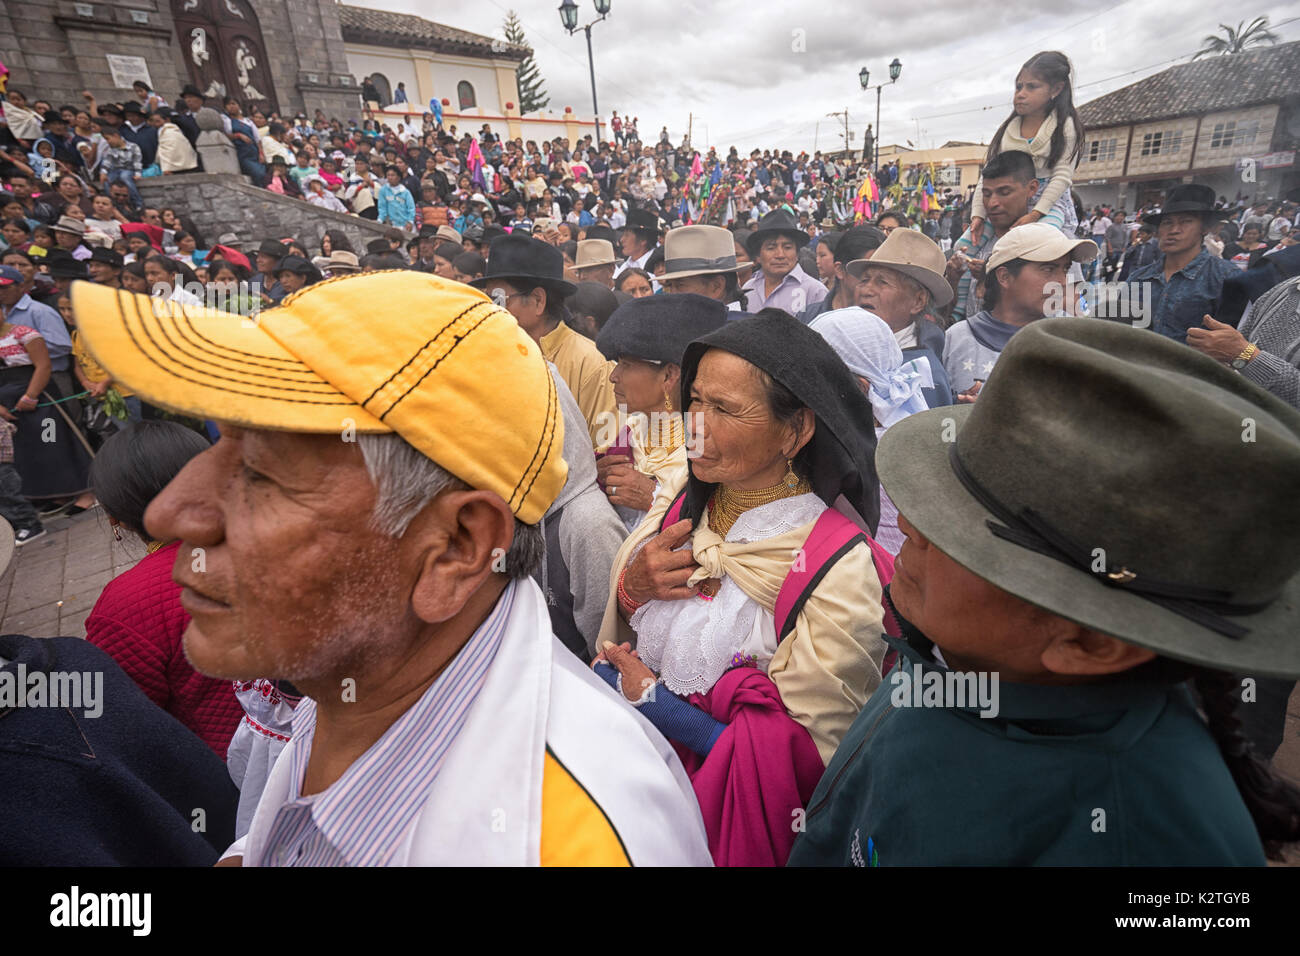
[
  {"x1": 647, "y1": 411, "x2": 685, "y2": 452},
  {"x1": 707, "y1": 472, "x2": 812, "y2": 538}
]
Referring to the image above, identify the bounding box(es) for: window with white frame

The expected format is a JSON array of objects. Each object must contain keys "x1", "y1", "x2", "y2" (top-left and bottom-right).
[
  {"x1": 1139, "y1": 130, "x2": 1183, "y2": 156},
  {"x1": 1086, "y1": 138, "x2": 1118, "y2": 163}
]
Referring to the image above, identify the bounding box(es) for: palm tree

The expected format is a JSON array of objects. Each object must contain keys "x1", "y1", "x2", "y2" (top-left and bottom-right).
[{"x1": 1193, "y1": 17, "x2": 1280, "y2": 59}]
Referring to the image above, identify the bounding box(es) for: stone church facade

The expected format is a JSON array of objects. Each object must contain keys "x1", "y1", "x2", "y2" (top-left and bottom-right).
[{"x1": 2, "y1": 0, "x2": 360, "y2": 119}]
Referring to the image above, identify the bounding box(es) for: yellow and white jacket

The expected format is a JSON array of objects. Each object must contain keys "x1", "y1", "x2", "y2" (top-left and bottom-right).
[{"x1": 226, "y1": 578, "x2": 711, "y2": 866}]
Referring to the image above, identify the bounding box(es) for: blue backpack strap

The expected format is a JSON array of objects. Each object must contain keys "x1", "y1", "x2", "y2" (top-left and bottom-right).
[{"x1": 774, "y1": 509, "x2": 866, "y2": 640}]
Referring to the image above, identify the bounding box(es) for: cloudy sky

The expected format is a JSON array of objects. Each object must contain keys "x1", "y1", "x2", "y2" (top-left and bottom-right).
[{"x1": 378, "y1": 0, "x2": 1299, "y2": 153}]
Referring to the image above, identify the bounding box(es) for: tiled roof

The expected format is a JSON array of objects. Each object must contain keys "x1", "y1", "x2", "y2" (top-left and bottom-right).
[
  {"x1": 339, "y1": 4, "x2": 529, "y2": 61},
  {"x1": 1079, "y1": 40, "x2": 1300, "y2": 128}
]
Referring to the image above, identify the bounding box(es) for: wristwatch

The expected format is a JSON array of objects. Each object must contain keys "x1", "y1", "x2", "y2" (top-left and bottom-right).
[{"x1": 1231, "y1": 343, "x2": 1259, "y2": 370}]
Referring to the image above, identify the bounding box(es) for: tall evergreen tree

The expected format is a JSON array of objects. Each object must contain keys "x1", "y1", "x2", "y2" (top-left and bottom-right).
[{"x1": 504, "y1": 11, "x2": 549, "y2": 114}]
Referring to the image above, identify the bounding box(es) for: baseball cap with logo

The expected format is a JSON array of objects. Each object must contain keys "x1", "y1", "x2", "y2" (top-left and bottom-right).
[
  {"x1": 0, "y1": 265, "x2": 23, "y2": 286},
  {"x1": 986, "y1": 222, "x2": 1098, "y2": 273},
  {"x1": 71, "y1": 273, "x2": 567, "y2": 523}
]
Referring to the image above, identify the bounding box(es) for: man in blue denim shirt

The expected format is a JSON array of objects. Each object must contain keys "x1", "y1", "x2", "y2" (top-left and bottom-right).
[{"x1": 1128, "y1": 184, "x2": 1237, "y2": 344}]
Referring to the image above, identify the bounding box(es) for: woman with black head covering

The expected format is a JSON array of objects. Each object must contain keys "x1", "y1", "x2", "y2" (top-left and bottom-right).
[
  {"x1": 594, "y1": 293, "x2": 727, "y2": 531},
  {"x1": 271, "y1": 255, "x2": 322, "y2": 297},
  {"x1": 594, "y1": 310, "x2": 889, "y2": 866}
]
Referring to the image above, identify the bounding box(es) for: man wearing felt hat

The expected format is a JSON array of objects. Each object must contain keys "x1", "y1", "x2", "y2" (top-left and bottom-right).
[
  {"x1": 70, "y1": 272, "x2": 711, "y2": 867},
  {"x1": 790, "y1": 318, "x2": 1300, "y2": 866},
  {"x1": 658, "y1": 225, "x2": 748, "y2": 310},
  {"x1": 612, "y1": 207, "x2": 661, "y2": 284},
  {"x1": 118, "y1": 100, "x2": 158, "y2": 170},
  {"x1": 571, "y1": 239, "x2": 617, "y2": 289},
  {"x1": 741, "y1": 209, "x2": 827, "y2": 315},
  {"x1": 474, "y1": 234, "x2": 617, "y2": 447},
  {"x1": 50, "y1": 216, "x2": 92, "y2": 261},
  {"x1": 1127, "y1": 183, "x2": 1238, "y2": 345},
  {"x1": 87, "y1": 247, "x2": 124, "y2": 287}
]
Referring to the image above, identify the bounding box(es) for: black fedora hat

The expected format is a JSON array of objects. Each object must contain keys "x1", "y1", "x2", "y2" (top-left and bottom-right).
[
  {"x1": 1142, "y1": 184, "x2": 1218, "y2": 226},
  {"x1": 89, "y1": 247, "x2": 124, "y2": 268},
  {"x1": 746, "y1": 209, "x2": 808, "y2": 257},
  {"x1": 121, "y1": 100, "x2": 145, "y2": 116},
  {"x1": 180, "y1": 84, "x2": 204, "y2": 99},
  {"x1": 625, "y1": 207, "x2": 661, "y2": 235},
  {"x1": 877, "y1": 318, "x2": 1300, "y2": 676},
  {"x1": 272, "y1": 255, "x2": 319, "y2": 279},
  {"x1": 96, "y1": 102, "x2": 125, "y2": 118},
  {"x1": 471, "y1": 234, "x2": 576, "y2": 298},
  {"x1": 597, "y1": 293, "x2": 728, "y2": 367},
  {"x1": 255, "y1": 239, "x2": 288, "y2": 259},
  {"x1": 44, "y1": 250, "x2": 88, "y2": 279},
  {"x1": 365, "y1": 238, "x2": 392, "y2": 255}
]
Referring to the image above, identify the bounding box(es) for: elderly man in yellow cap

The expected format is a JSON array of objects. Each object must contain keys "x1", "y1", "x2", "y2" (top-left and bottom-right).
[{"x1": 71, "y1": 273, "x2": 711, "y2": 867}]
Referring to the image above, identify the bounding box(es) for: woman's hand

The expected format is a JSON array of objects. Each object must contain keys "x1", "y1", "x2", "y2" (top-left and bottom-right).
[
  {"x1": 967, "y1": 216, "x2": 984, "y2": 239},
  {"x1": 602, "y1": 459, "x2": 655, "y2": 512},
  {"x1": 14, "y1": 394, "x2": 37, "y2": 412},
  {"x1": 601, "y1": 641, "x2": 658, "y2": 703},
  {"x1": 622, "y1": 518, "x2": 701, "y2": 605}
]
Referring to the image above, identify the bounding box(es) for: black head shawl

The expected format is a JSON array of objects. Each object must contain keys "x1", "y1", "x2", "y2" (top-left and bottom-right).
[{"x1": 679, "y1": 311, "x2": 880, "y2": 533}]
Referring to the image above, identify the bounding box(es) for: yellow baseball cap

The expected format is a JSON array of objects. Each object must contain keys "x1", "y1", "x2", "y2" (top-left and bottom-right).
[{"x1": 71, "y1": 272, "x2": 566, "y2": 524}]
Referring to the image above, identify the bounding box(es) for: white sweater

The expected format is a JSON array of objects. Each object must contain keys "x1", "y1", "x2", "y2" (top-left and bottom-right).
[{"x1": 971, "y1": 112, "x2": 1077, "y2": 221}]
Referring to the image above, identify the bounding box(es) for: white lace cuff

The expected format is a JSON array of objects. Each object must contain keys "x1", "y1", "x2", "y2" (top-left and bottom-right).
[{"x1": 616, "y1": 671, "x2": 659, "y2": 706}]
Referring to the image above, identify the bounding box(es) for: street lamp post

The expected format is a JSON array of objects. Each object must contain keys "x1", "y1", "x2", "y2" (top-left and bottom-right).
[
  {"x1": 559, "y1": 0, "x2": 611, "y2": 143},
  {"x1": 859, "y1": 58, "x2": 902, "y2": 171}
]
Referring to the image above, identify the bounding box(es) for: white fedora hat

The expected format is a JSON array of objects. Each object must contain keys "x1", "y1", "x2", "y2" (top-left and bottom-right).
[
  {"x1": 658, "y1": 225, "x2": 746, "y2": 282},
  {"x1": 846, "y1": 228, "x2": 953, "y2": 307},
  {"x1": 573, "y1": 239, "x2": 616, "y2": 271}
]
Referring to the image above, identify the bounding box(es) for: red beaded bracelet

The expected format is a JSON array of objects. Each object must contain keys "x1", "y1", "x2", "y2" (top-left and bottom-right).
[{"x1": 617, "y1": 566, "x2": 644, "y2": 617}]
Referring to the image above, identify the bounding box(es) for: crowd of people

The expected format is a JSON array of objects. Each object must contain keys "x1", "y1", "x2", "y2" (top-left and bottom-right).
[{"x1": 2, "y1": 47, "x2": 1300, "y2": 869}]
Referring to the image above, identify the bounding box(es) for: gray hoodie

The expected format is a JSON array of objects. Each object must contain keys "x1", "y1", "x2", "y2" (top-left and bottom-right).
[{"x1": 534, "y1": 366, "x2": 628, "y2": 661}]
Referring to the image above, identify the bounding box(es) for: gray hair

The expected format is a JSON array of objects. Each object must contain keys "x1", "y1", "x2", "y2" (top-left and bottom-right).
[
  {"x1": 356, "y1": 433, "x2": 544, "y2": 579},
  {"x1": 899, "y1": 271, "x2": 932, "y2": 309}
]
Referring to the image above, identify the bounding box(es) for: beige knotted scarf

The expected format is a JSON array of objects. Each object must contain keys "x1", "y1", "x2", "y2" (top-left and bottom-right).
[{"x1": 597, "y1": 470, "x2": 885, "y2": 763}]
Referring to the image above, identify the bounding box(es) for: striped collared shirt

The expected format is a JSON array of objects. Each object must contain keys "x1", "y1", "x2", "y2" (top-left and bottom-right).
[
  {"x1": 741, "y1": 264, "x2": 828, "y2": 315},
  {"x1": 254, "y1": 581, "x2": 514, "y2": 866}
]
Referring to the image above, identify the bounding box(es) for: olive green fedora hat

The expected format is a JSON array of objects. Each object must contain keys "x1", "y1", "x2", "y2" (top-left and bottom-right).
[{"x1": 877, "y1": 318, "x2": 1300, "y2": 677}]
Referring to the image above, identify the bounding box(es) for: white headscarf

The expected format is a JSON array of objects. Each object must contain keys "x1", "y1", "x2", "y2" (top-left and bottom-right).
[{"x1": 809, "y1": 307, "x2": 933, "y2": 429}]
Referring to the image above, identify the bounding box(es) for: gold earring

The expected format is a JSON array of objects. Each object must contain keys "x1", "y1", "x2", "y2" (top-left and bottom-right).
[
  {"x1": 663, "y1": 392, "x2": 673, "y2": 413},
  {"x1": 784, "y1": 458, "x2": 799, "y2": 490}
]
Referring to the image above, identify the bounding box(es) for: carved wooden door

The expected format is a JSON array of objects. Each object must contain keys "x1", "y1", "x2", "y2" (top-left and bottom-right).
[{"x1": 172, "y1": 0, "x2": 278, "y2": 115}]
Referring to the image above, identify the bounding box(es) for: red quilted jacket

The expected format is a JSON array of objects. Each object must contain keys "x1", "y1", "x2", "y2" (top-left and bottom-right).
[{"x1": 85, "y1": 541, "x2": 243, "y2": 760}]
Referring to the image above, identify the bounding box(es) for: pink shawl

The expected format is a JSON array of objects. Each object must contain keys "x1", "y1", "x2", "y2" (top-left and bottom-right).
[{"x1": 677, "y1": 666, "x2": 825, "y2": 867}]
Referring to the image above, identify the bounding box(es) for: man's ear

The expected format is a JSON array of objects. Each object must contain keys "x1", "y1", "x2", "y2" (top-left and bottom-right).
[
  {"x1": 407, "y1": 490, "x2": 514, "y2": 625},
  {"x1": 1040, "y1": 625, "x2": 1156, "y2": 677}
]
